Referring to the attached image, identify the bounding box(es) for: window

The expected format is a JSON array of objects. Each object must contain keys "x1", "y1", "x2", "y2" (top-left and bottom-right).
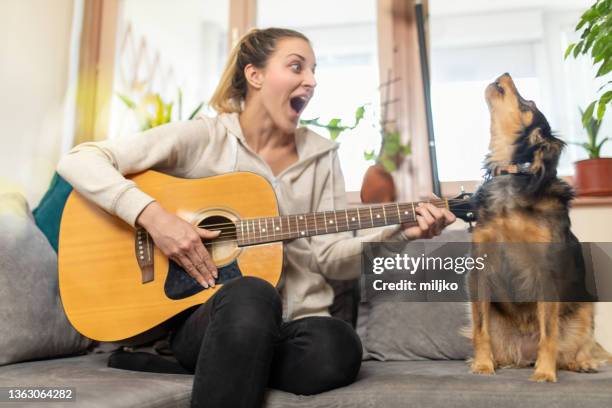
[
  {"x1": 108, "y1": 0, "x2": 230, "y2": 139},
  {"x1": 429, "y1": 0, "x2": 611, "y2": 182}
]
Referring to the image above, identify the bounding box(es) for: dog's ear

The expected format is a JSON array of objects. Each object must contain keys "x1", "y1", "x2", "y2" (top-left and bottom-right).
[{"x1": 527, "y1": 127, "x2": 564, "y2": 192}]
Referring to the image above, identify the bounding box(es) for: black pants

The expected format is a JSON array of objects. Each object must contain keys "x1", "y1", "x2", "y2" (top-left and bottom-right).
[{"x1": 168, "y1": 276, "x2": 363, "y2": 408}]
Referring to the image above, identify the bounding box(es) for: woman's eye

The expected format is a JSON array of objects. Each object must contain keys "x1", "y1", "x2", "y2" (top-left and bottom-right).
[{"x1": 290, "y1": 63, "x2": 302, "y2": 72}]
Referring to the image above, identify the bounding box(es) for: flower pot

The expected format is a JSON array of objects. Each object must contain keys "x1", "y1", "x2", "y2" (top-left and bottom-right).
[
  {"x1": 574, "y1": 158, "x2": 612, "y2": 196},
  {"x1": 360, "y1": 164, "x2": 397, "y2": 203}
]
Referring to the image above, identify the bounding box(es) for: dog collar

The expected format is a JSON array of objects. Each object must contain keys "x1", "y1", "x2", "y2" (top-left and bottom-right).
[{"x1": 493, "y1": 162, "x2": 532, "y2": 176}]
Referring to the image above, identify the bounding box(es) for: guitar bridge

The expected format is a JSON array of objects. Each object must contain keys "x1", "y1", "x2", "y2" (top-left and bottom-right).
[{"x1": 135, "y1": 227, "x2": 154, "y2": 283}]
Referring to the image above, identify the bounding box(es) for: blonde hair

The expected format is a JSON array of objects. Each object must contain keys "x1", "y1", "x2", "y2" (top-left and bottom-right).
[{"x1": 209, "y1": 27, "x2": 310, "y2": 113}]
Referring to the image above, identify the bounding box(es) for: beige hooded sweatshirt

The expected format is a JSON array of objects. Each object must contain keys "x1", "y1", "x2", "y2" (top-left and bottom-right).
[{"x1": 56, "y1": 112, "x2": 405, "y2": 321}]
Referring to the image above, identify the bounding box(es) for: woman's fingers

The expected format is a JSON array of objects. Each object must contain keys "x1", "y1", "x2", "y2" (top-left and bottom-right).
[
  {"x1": 194, "y1": 239, "x2": 218, "y2": 282},
  {"x1": 176, "y1": 253, "x2": 210, "y2": 288},
  {"x1": 416, "y1": 203, "x2": 437, "y2": 236}
]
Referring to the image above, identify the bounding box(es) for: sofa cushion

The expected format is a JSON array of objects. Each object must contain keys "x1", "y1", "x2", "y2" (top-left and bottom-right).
[
  {"x1": 264, "y1": 360, "x2": 612, "y2": 407},
  {"x1": 0, "y1": 192, "x2": 91, "y2": 366},
  {"x1": 357, "y1": 228, "x2": 473, "y2": 361},
  {"x1": 1, "y1": 353, "x2": 610, "y2": 407}
]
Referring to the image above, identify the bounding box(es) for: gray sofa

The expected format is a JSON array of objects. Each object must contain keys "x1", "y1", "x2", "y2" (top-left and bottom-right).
[{"x1": 1, "y1": 191, "x2": 611, "y2": 408}]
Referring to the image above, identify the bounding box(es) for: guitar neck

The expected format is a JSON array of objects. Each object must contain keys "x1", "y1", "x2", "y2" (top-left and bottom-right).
[{"x1": 235, "y1": 199, "x2": 449, "y2": 246}]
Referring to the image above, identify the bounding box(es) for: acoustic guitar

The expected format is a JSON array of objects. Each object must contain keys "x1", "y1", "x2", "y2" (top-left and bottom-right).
[{"x1": 58, "y1": 170, "x2": 474, "y2": 341}]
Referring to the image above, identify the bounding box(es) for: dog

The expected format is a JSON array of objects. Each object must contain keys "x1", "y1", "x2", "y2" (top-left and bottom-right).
[{"x1": 466, "y1": 72, "x2": 612, "y2": 383}]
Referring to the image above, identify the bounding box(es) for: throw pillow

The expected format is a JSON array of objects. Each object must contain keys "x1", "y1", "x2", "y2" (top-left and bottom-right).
[
  {"x1": 0, "y1": 192, "x2": 91, "y2": 366},
  {"x1": 32, "y1": 172, "x2": 73, "y2": 252},
  {"x1": 357, "y1": 228, "x2": 473, "y2": 361}
]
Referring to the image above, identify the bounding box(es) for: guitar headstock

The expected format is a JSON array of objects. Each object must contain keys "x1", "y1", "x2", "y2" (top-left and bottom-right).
[{"x1": 448, "y1": 192, "x2": 477, "y2": 223}]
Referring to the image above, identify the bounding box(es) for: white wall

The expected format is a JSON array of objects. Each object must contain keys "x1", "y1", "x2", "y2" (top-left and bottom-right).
[{"x1": 0, "y1": 0, "x2": 75, "y2": 208}]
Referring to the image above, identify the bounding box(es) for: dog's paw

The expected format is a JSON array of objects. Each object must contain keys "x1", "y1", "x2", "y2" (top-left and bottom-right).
[
  {"x1": 470, "y1": 359, "x2": 495, "y2": 375},
  {"x1": 566, "y1": 359, "x2": 599, "y2": 373},
  {"x1": 530, "y1": 370, "x2": 557, "y2": 383}
]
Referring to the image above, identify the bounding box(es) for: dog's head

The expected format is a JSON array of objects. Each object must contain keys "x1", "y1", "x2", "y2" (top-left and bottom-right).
[{"x1": 484, "y1": 73, "x2": 564, "y2": 191}]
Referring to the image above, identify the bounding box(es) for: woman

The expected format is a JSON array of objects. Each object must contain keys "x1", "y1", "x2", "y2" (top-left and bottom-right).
[{"x1": 57, "y1": 27, "x2": 455, "y2": 408}]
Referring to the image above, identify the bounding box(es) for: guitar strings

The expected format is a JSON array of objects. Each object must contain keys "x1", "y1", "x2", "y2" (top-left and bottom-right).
[
  {"x1": 193, "y1": 200, "x2": 471, "y2": 230},
  {"x1": 200, "y1": 209, "x2": 477, "y2": 245}
]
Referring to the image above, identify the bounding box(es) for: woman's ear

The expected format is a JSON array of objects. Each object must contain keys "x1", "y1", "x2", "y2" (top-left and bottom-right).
[{"x1": 244, "y1": 64, "x2": 264, "y2": 90}]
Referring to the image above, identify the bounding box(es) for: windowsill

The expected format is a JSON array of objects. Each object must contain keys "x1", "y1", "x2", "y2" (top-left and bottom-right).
[{"x1": 572, "y1": 196, "x2": 612, "y2": 207}]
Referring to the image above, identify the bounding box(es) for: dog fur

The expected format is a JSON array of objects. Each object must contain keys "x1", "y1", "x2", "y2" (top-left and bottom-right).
[{"x1": 466, "y1": 73, "x2": 612, "y2": 383}]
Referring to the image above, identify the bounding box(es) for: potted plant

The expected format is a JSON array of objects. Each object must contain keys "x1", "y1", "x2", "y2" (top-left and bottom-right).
[
  {"x1": 573, "y1": 108, "x2": 611, "y2": 195},
  {"x1": 360, "y1": 128, "x2": 411, "y2": 203},
  {"x1": 117, "y1": 88, "x2": 204, "y2": 131},
  {"x1": 300, "y1": 103, "x2": 411, "y2": 203},
  {"x1": 565, "y1": 0, "x2": 612, "y2": 196}
]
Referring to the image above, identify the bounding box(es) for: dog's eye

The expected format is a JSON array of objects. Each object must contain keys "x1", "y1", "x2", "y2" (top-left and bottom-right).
[{"x1": 494, "y1": 81, "x2": 505, "y2": 95}]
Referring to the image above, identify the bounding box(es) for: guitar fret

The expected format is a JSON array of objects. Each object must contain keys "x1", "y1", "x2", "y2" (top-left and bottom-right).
[
  {"x1": 310, "y1": 213, "x2": 317, "y2": 235},
  {"x1": 323, "y1": 212, "x2": 328, "y2": 233},
  {"x1": 271, "y1": 218, "x2": 276, "y2": 239},
  {"x1": 382, "y1": 206, "x2": 388, "y2": 224},
  {"x1": 344, "y1": 209, "x2": 349, "y2": 232}
]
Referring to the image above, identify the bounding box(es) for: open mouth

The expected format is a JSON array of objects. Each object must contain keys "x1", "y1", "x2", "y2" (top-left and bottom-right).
[{"x1": 289, "y1": 96, "x2": 308, "y2": 115}]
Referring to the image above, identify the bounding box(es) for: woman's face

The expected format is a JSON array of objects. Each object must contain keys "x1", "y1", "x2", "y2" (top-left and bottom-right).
[{"x1": 249, "y1": 37, "x2": 317, "y2": 134}]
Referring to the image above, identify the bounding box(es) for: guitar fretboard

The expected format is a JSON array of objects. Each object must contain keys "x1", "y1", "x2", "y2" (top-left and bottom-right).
[{"x1": 236, "y1": 200, "x2": 448, "y2": 246}]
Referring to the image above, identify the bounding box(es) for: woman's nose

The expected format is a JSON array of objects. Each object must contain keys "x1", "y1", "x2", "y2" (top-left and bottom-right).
[{"x1": 303, "y1": 70, "x2": 317, "y2": 88}]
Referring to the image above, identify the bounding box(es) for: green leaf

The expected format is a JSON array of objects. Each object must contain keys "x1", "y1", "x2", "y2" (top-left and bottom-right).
[
  {"x1": 117, "y1": 93, "x2": 137, "y2": 110},
  {"x1": 596, "y1": 136, "x2": 610, "y2": 151},
  {"x1": 596, "y1": 58, "x2": 612, "y2": 77},
  {"x1": 573, "y1": 41, "x2": 584, "y2": 58},
  {"x1": 597, "y1": 80, "x2": 612, "y2": 92},
  {"x1": 597, "y1": 99, "x2": 607, "y2": 121},
  {"x1": 591, "y1": 38, "x2": 608, "y2": 59},
  {"x1": 401, "y1": 142, "x2": 412, "y2": 156},
  {"x1": 384, "y1": 140, "x2": 400, "y2": 156},
  {"x1": 327, "y1": 118, "x2": 342, "y2": 128},
  {"x1": 363, "y1": 150, "x2": 376, "y2": 161},
  {"x1": 353, "y1": 105, "x2": 365, "y2": 128},
  {"x1": 299, "y1": 117, "x2": 321, "y2": 126},
  {"x1": 565, "y1": 43, "x2": 576, "y2": 59},
  {"x1": 582, "y1": 100, "x2": 597, "y2": 127},
  {"x1": 601, "y1": 90, "x2": 612, "y2": 105},
  {"x1": 329, "y1": 128, "x2": 342, "y2": 141},
  {"x1": 188, "y1": 102, "x2": 204, "y2": 120},
  {"x1": 380, "y1": 157, "x2": 397, "y2": 173}
]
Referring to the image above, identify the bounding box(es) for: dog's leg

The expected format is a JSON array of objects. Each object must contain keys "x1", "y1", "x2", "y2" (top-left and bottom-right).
[
  {"x1": 563, "y1": 303, "x2": 601, "y2": 373},
  {"x1": 531, "y1": 301, "x2": 559, "y2": 382},
  {"x1": 470, "y1": 300, "x2": 495, "y2": 375}
]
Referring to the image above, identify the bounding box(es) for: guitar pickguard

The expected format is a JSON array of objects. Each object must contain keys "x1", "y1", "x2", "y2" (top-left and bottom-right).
[{"x1": 164, "y1": 259, "x2": 243, "y2": 300}]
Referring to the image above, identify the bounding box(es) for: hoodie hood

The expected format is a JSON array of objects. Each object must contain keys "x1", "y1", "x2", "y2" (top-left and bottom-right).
[
  {"x1": 217, "y1": 112, "x2": 340, "y2": 208},
  {"x1": 216, "y1": 112, "x2": 339, "y2": 179}
]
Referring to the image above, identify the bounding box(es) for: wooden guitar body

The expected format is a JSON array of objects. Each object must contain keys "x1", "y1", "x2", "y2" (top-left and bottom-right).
[{"x1": 58, "y1": 171, "x2": 282, "y2": 342}]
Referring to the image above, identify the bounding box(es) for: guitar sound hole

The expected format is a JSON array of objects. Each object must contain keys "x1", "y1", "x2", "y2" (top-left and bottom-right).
[
  {"x1": 198, "y1": 215, "x2": 236, "y2": 244},
  {"x1": 163, "y1": 214, "x2": 242, "y2": 300}
]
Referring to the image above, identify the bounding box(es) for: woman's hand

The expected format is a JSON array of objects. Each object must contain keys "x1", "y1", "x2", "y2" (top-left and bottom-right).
[
  {"x1": 136, "y1": 202, "x2": 220, "y2": 288},
  {"x1": 402, "y1": 200, "x2": 456, "y2": 240}
]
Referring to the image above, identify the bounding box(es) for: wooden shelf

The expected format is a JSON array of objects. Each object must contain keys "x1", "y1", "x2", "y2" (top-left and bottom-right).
[{"x1": 572, "y1": 195, "x2": 612, "y2": 207}]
